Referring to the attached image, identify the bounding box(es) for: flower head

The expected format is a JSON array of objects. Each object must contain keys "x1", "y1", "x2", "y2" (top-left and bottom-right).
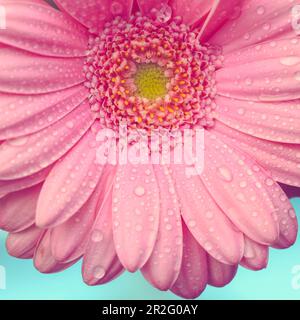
[{"x1": 0, "y1": 0, "x2": 299, "y2": 299}]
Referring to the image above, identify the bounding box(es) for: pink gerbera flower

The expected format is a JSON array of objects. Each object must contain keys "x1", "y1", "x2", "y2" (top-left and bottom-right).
[{"x1": 0, "y1": 0, "x2": 299, "y2": 299}]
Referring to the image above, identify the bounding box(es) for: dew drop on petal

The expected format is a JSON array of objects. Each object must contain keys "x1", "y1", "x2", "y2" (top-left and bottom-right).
[
  {"x1": 134, "y1": 186, "x2": 145, "y2": 197},
  {"x1": 294, "y1": 71, "x2": 300, "y2": 82},
  {"x1": 8, "y1": 136, "x2": 28, "y2": 146},
  {"x1": 155, "y1": 4, "x2": 172, "y2": 23},
  {"x1": 188, "y1": 220, "x2": 196, "y2": 228},
  {"x1": 110, "y1": 1, "x2": 123, "y2": 15},
  {"x1": 218, "y1": 166, "x2": 233, "y2": 182},
  {"x1": 205, "y1": 211, "x2": 214, "y2": 219},
  {"x1": 93, "y1": 266, "x2": 106, "y2": 279},
  {"x1": 256, "y1": 6, "x2": 265, "y2": 15},
  {"x1": 91, "y1": 229, "x2": 104, "y2": 242},
  {"x1": 280, "y1": 56, "x2": 300, "y2": 66}
]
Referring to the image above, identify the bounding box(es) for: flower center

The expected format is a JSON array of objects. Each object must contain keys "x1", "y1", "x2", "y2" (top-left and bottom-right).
[
  {"x1": 134, "y1": 63, "x2": 168, "y2": 100},
  {"x1": 84, "y1": 9, "x2": 222, "y2": 134}
]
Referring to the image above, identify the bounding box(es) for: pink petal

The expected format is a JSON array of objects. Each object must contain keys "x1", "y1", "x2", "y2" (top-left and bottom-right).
[
  {"x1": 216, "y1": 56, "x2": 300, "y2": 102},
  {"x1": 171, "y1": 224, "x2": 207, "y2": 299},
  {"x1": 171, "y1": 161, "x2": 244, "y2": 265},
  {"x1": 0, "y1": 184, "x2": 41, "y2": 232},
  {"x1": 201, "y1": 131, "x2": 279, "y2": 245},
  {"x1": 112, "y1": 162, "x2": 160, "y2": 272},
  {"x1": 51, "y1": 166, "x2": 116, "y2": 262},
  {"x1": 208, "y1": 255, "x2": 238, "y2": 287},
  {"x1": 0, "y1": 46, "x2": 85, "y2": 94},
  {"x1": 137, "y1": 0, "x2": 169, "y2": 15},
  {"x1": 215, "y1": 96, "x2": 300, "y2": 144},
  {"x1": 82, "y1": 180, "x2": 124, "y2": 286},
  {"x1": 241, "y1": 237, "x2": 268, "y2": 271},
  {"x1": 0, "y1": 85, "x2": 88, "y2": 140},
  {"x1": 6, "y1": 225, "x2": 43, "y2": 259},
  {"x1": 209, "y1": 0, "x2": 296, "y2": 54},
  {"x1": 222, "y1": 38, "x2": 300, "y2": 67},
  {"x1": 54, "y1": 0, "x2": 134, "y2": 32},
  {"x1": 34, "y1": 230, "x2": 78, "y2": 273},
  {"x1": 214, "y1": 121, "x2": 300, "y2": 187},
  {"x1": 36, "y1": 129, "x2": 104, "y2": 228},
  {"x1": 198, "y1": 0, "x2": 242, "y2": 41},
  {"x1": 141, "y1": 165, "x2": 183, "y2": 291},
  {"x1": 0, "y1": 101, "x2": 93, "y2": 180},
  {"x1": 266, "y1": 183, "x2": 298, "y2": 249},
  {"x1": 0, "y1": 166, "x2": 51, "y2": 198},
  {"x1": 170, "y1": 0, "x2": 214, "y2": 26},
  {"x1": 0, "y1": 2, "x2": 88, "y2": 57}
]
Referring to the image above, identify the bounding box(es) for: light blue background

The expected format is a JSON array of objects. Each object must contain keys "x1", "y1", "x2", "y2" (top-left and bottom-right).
[{"x1": 0, "y1": 198, "x2": 299, "y2": 300}]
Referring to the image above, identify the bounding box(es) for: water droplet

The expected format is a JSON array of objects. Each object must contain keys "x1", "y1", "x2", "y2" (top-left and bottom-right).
[
  {"x1": 91, "y1": 229, "x2": 104, "y2": 242},
  {"x1": 167, "y1": 209, "x2": 174, "y2": 216},
  {"x1": 188, "y1": 220, "x2": 196, "y2": 228},
  {"x1": 135, "y1": 224, "x2": 143, "y2": 232},
  {"x1": 204, "y1": 241, "x2": 213, "y2": 251},
  {"x1": 239, "y1": 181, "x2": 247, "y2": 188},
  {"x1": 8, "y1": 136, "x2": 28, "y2": 146},
  {"x1": 280, "y1": 56, "x2": 300, "y2": 66},
  {"x1": 218, "y1": 166, "x2": 233, "y2": 182},
  {"x1": 262, "y1": 23, "x2": 271, "y2": 31},
  {"x1": 243, "y1": 33, "x2": 251, "y2": 40},
  {"x1": 294, "y1": 71, "x2": 300, "y2": 82},
  {"x1": 265, "y1": 178, "x2": 274, "y2": 186},
  {"x1": 66, "y1": 121, "x2": 74, "y2": 129},
  {"x1": 289, "y1": 208, "x2": 296, "y2": 218},
  {"x1": 110, "y1": 1, "x2": 123, "y2": 15},
  {"x1": 237, "y1": 108, "x2": 245, "y2": 115},
  {"x1": 236, "y1": 192, "x2": 246, "y2": 202},
  {"x1": 256, "y1": 6, "x2": 265, "y2": 15},
  {"x1": 155, "y1": 4, "x2": 172, "y2": 23},
  {"x1": 134, "y1": 186, "x2": 145, "y2": 197},
  {"x1": 165, "y1": 224, "x2": 172, "y2": 231},
  {"x1": 93, "y1": 266, "x2": 106, "y2": 279},
  {"x1": 205, "y1": 211, "x2": 214, "y2": 219},
  {"x1": 245, "y1": 78, "x2": 253, "y2": 86}
]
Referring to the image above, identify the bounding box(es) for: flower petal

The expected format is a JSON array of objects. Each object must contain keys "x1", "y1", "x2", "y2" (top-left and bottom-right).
[
  {"x1": 216, "y1": 56, "x2": 300, "y2": 102},
  {"x1": 137, "y1": 0, "x2": 169, "y2": 15},
  {"x1": 0, "y1": 2, "x2": 88, "y2": 57},
  {"x1": 171, "y1": 161, "x2": 244, "y2": 265},
  {"x1": 0, "y1": 100, "x2": 93, "y2": 180},
  {"x1": 266, "y1": 183, "x2": 298, "y2": 249},
  {"x1": 215, "y1": 96, "x2": 300, "y2": 144},
  {"x1": 208, "y1": 255, "x2": 238, "y2": 287},
  {"x1": 141, "y1": 165, "x2": 183, "y2": 291},
  {"x1": 0, "y1": 46, "x2": 85, "y2": 94},
  {"x1": 36, "y1": 129, "x2": 104, "y2": 228},
  {"x1": 171, "y1": 224, "x2": 207, "y2": 299},
  {"x1": 241, "y1": 237, "x2": 268, "y2": 271},
  {"x1": 6, "y1": 225, "x2": 43, "y2": 259},
  {"x1": 209, "y1": 0, "x2": 296, "y2": 54},
  {"x1": 214, "y1": 121, "x2": 300, "y2": 187},
  {"x1": 112, "y1": 161, "x2": 160, "y2": 272},
  {"x1": 51, "y1": 166, "x2": 116, "y2": 262},
  {"x1": 34, "y1": 230, "x2": 78, "y2": 273},
  {"x1": 54, "y1": 0, "x2": 134, "y2": 32},
  {"x1": 171, "y1": 0, "x2": 214, "y2": 26},
  {"x1": 82, "y1": 180, "x2": 124, "y2": 286},
  {"x1": 0, "y1": 166, "x2": 51, "y2": 198},
  {"x1": 199, "y1": 0, "x2": 242, "y2": 41},
  {"x1": 201, "y1": 131, "x2": 279, "y2": 245},
  {"x1": 0, "y1": 184, "x2": 41, "y2": 232},
  {"x1": 0, "y1": 84, "x2": 88, "y2": 140}
]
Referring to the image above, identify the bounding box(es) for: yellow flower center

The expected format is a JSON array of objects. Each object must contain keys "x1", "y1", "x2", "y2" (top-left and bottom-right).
[{"x1": 134, "y1": 63, "x2": 168, "y2": 100}]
